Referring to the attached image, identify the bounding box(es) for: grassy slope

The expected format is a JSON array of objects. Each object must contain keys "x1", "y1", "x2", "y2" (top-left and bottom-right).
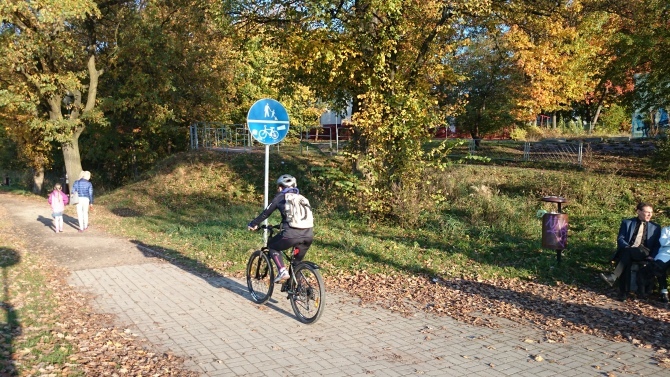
[{"x1": 93, "y1": 149, "x2": 670, "y2": 289}]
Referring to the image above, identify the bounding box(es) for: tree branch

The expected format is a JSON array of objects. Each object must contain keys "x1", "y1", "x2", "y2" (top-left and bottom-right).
[
  {"x1": 407, "y1": 5, "x2": 453, "y2": 87},
  {"x1": 83, "y1": 55, "x2": 102, "y2": 114}
]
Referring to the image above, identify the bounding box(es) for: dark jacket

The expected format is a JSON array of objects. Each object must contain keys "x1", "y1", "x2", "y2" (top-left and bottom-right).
[
  {"x1": 615, "y1": 217, "x2": 661, "y2": 258},
  {"x1": 248, "y1": 188, "x2": 313, "y2": 238}
]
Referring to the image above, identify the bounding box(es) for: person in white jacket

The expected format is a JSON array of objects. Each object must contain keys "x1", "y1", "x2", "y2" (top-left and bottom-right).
[{"x1": 638, "y1": 226, "x2": 670, "y2": 302}]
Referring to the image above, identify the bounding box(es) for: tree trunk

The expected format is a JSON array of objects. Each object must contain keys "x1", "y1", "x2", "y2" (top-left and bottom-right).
[
  {"x1": 62, "y1": 140, "x2": 83, "y2": 194},
  {"x1": 552, "y1": 113, "x2": 557, "y2": 129},
  {"x1": 591, "y1": 104, "x2": 603, "y2": 133},
  {"x1": 32, "y1": 167, "x2": 44, "y2": 194},
  {"x1": 470, "y1": 125, "x2": 480, "y2": 148},
  {"x1": 348, "y1": 96, "x2": 365, "y2": 174},
  {"x1": 49, "y1": 92, "x2": 83, "y2": 194},
  {"x1": 60, "y1": 54, "x2": 102, "y2": 192}
]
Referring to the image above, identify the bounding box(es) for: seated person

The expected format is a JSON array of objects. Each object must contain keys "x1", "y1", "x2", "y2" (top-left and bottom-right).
[
  {"x1": 637, "y1": 226, "x2": 670, "y2": 302},
  {"x1": 600, "y1": 202, "x2": 661, "y2": 301}
]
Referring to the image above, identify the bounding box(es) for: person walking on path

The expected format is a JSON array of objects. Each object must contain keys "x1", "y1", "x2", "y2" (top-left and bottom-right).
[
  {"x1": 47, "y1": 183, "x2": 69, "y2": 233},
  {"x1": 73, "y1": 171, "x2": 93, "y2": 233}
]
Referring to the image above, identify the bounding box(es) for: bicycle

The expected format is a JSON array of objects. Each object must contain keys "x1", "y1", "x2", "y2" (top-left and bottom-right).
[
  {"x1": 245, "y1": 224, "x2": 326, "y2": 324},
  {"x1": 258, "y1": 125, "x2": 279, "y2": 140}
]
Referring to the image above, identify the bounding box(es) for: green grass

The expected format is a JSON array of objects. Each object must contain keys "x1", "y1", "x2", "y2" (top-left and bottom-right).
[{"x1": 89, "y1": 149, "x2": 670, "y2": 292}]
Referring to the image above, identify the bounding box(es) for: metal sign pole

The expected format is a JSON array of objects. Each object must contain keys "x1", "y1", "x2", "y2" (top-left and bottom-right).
[
  {"x1": 263, "y1": 144, "x2": 270, "y2": 242},
  {"x1": 246, "y1": 98, "x2": 290, "y2": 243},
  {"x1": 336, "y1": 115, "x2": 339, "y2": 153}
]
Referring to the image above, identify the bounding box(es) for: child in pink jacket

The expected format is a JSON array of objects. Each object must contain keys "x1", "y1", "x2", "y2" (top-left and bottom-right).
[{"x1": 48, "y1": 183, "x2": 69, "y2": 233}]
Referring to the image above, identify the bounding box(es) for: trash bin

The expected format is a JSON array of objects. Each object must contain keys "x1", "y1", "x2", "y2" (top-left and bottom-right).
[{"x1": 540, "y1": 196, "x2": 568, "y2": 263}]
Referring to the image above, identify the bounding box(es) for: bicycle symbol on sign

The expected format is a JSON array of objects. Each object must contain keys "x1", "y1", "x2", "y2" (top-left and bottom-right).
[{"x1": 258, "y1": 125, "x2": 279, "y2": 140}]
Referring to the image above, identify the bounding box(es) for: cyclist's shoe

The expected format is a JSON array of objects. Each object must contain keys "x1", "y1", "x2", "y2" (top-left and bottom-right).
[{"x1": 274, "y1": 268, "x2": 289, "y2": 283}]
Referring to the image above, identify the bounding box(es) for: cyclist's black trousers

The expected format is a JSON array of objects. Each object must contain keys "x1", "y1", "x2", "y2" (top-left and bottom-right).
[{"x1": 268, "y1": 233, "x2": 313, "y2": 267}]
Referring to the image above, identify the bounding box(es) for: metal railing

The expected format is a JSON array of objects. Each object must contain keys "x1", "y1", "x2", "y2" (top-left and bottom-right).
[
  {"x1": 523, "y1": 141, "x2": 583, "y2": 165},
  {"x1": 189, "y1": 123, "x2": 250, "y2": 150},
  {"x1": 300, "y1": 126, "x2": 351, "y2": 154},
  {"x1": 462, "y1": 139, "x2": 584, "y2": 166},
  {"x1": 188, "y1": 125, "x2": 584, "y2": 166},
  {"x1": 189, "y1": 123, "x2": 352, "y2": 156}
]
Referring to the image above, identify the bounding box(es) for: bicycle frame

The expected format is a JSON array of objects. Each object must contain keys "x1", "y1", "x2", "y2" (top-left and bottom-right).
[
  {"x1": 249, "y1": 224, "x2": 325, "y2": 323},
  {"x1": 261, "y1": 224, "x2": 321, "y2": 284}
]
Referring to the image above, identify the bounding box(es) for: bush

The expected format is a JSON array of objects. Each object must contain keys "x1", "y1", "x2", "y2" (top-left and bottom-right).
[
  {"x1": 510, "y1": 127, "x2": 527, "y2": 141},
  {"x1": 599, "y1": 104, "x2": 630, "y2": 134},
  {"x1": 524, "y1": 125, "x2": 544, "y2": 141},
  {"x1": 650, "y1": 137, "x2": 670, "y2": 178},
  {"x1": 566, "y1": 119, "x2": 585, "y2": 135}
]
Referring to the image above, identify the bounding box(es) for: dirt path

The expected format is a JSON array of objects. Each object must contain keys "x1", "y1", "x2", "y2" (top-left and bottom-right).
[{"x1": 2, "y1": 193, "x2": 155, "y2": 270}]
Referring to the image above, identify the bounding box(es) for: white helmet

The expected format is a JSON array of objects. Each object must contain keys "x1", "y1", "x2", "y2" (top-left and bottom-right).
[{"x1": 276, "y1": 174, "x2": 297, "y2": 188}]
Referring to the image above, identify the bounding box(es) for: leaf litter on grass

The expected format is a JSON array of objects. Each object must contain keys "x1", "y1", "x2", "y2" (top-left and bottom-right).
[
  {"x1": 0, "y1": 200, "x2": 198, "y2": 376},
  {"x1": 329, "y1": 270, "x2": 670, "y2": 356}
]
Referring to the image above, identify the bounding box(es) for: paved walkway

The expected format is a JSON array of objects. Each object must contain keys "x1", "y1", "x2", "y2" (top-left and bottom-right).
[{"x1": 2, "y1": 194, "x2": 667, "y2": 376}]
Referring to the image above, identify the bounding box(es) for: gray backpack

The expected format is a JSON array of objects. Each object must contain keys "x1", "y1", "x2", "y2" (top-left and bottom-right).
[{"x1": 284, "y1": 192, "x2": 314, "y2": 229}]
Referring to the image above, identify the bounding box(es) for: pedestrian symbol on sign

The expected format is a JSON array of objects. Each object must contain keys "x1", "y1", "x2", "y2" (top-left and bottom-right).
[{"x1": 263, "y1": 103, "x2": 277, "y2": 120}]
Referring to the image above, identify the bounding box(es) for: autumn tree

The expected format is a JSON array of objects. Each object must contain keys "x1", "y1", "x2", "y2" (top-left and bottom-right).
[
  {"x1": 222, "y1": 34, "x2": 325, "y2": 139},
  {"x1": 229, "y1": 0, "x2": 493, "y2": 221},
  {"x1": 0, "y1": 90, "x2": 51, "y2": 189},
  {"x1": 446, "y1": 25, "x2": 523, "y2": 141},
  {"x1": 88, "y1": 0, "x2": 243, "y2": 183},
  {"x1": 0, "y1": 0, "x2": 121, "y2": 192},
  {"x1": 598, "y1": 0, "x2": 670, "y2": 113},
  {"x1": 494, "y1": 0, "x2": 618, "y2": 128}
]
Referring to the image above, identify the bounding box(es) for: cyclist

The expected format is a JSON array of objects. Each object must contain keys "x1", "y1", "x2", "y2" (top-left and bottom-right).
[{"x1": 247, "y1": 174, "x2": 314, "y2": 283}]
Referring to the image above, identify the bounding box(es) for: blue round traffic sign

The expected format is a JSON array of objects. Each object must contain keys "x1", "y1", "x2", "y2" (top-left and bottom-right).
[{"x1": 247, "y1": 99, "x2": 290, "y2": 145}]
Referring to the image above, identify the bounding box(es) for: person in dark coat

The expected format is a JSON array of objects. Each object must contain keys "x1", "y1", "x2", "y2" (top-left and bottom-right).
[{"x1": 601, "y1": 202, "x2": 661, "y2": 301}]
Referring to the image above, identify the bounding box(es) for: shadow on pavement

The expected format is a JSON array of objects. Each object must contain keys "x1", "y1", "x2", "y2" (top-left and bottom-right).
[
  {"x1": 128, "y1": 240, "x2": 296, "y2": 320},
  {"x1": 0, "y1": 248, "x2": 21, "y2": 376},
  {"x1": 36, "y1": 214, "x2": 80, "y2": 232},
  {"x1": 62, "y1": 214, "x2": 80, "y2": 230}
]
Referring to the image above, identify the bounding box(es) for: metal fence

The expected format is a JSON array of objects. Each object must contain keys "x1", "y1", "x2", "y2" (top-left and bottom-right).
[
  {"x1": 461, "y1": 139, "x2": 584, "y2": 166},
  {"x1": 523, "y1": 141, "x2": 583, "y2": 165},
  {"x1": 188, "y1": 125, "x2": 585, "y2": 166},
  {"x1": 301, "y1": 126, "x2": 351, "y2": 154},
  {"x1": 189, "y1": 123, "x2": 250, "y2": 150},
  {"x1": 189, "y1": 123, "x2": 352, "y2": 155}
]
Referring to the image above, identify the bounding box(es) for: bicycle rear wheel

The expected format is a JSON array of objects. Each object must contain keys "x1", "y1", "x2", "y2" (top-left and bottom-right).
[
  {"x1": 246, "y1": 250, "x2": 274, "y2": 304},
  {"x1": 290, "y1": 263, "x2": 325, "y2": 324}
]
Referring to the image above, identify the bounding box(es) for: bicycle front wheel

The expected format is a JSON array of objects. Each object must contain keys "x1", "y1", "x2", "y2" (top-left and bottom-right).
[
  {"x1": 290, "y1": 263, "x2": 325, "y2": 324},
  {"x1": 246, "y1": 250, "x2": 274, "y2": 304}
]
